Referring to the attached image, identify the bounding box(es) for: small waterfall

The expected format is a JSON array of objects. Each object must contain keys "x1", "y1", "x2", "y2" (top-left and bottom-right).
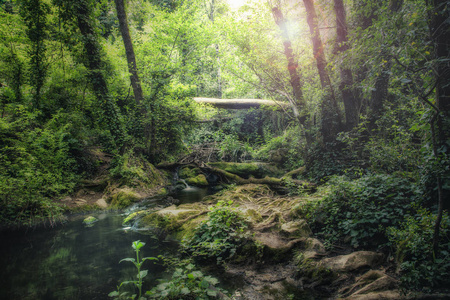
[
  {"x1": 173, "y1": 167, "x2": 192, "y2": 190},
  {"x1": 179, "y1": 179, "x2": 190, "y2": 189}
]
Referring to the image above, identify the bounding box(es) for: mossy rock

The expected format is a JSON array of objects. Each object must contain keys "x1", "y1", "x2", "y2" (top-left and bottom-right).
[
  {"x1": 281, "y1": 220, "x2": 311, "y2": 238},
  {"x1": 83, "y1": 216, "x2": 98, "y2": 226},
  {"x1": 185, "y1": 174, "x2": 209, "y2": 186},
  {"x1": 138, "y1": 204, "x2": 208, "y2": 239},
  {"x1": 179, "y1": 167, "x2": 201, "y2": 179},
  {"x1": 109, "y1": 188, "x2": 141, "y2": 209},
  {"x1": 208, "y1": 162, "x2": 283, "y2": 179},
  {"x1": 123, "y1": 210, "x2": 148, "y2": 225},
  {"x1": 114, "y1": 152, "x2": 168, "y2": 188}
]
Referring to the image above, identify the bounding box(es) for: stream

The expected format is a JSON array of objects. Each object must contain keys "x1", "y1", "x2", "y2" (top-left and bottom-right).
[{"x1": 0, "y1": 187, "x2": 213, "y2": 300}]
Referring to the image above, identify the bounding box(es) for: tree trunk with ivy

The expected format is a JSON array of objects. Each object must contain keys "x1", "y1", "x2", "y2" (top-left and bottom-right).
[
  {"x1": 19, "y1": 0, "x2": 49, "y2": 110},
  {"x1": 114, "y1": 0, "x2": 144, "y2": 105},
  {"x1": 271, "y1": 7, "x2": 305, "y2": 122},
  {"x1": 74, "y1": 0, "x2": 125, "y2": 147},
  {"x1": 303, "y1": 0, "x2": 341, "y2": 142},
  {"x1": 333, "y1": 0, "x2": 359, "y2": 130}
]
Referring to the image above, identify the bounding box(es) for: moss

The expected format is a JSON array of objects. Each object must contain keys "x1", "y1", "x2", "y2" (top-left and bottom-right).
[
  {"x1": 140, "y1": 213, "x2": 170, "y2": 228},
  {"x1": 185, "y1": 174, "x2": 209, "y2": 186},
  {"x1": 157, "y1": 187, "x2": 168, "y2": 196},
  {"x1": 208, "y1": 162, "x2": 283, "y2": 179},
  {"x1": 111, "y1": 152, "x2": 168, "y2": 188},
  {"x1": 109, "y1": 189, "x2": 141, "y2": 209},
  {"x1": 295, "y1": 252, "x2": 335, "y2": 284},
  {"x1": 83, "y1": 216, "x2": 98, "y2": 225},
  {"x1": 179, "y1": 167, "x2": 201, "y2": 179},
  {"x1": 65, "y1": 204, "x2": 101, "y2": 213},
  {"x1": 122, "y1": 210, "x2": 147, "y2": 225},
  {"x1": 245, "y1": 208, "x2": 263, "y2": 223}
]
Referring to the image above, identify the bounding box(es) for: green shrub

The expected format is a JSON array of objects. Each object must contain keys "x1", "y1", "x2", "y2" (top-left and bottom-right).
[
  {"x1": 182, "y1": 200, "x2": 249, "y2": 265},
  {"x1": 256, "y1": 125, "x2": 304, "y2": 169},
  {"x1": 0, "y1": 106, "x2": 79, "y2": 226},
  {"x1": 146, "y1": 259, "x2": 226, "y2": 299},
  {"x1": 306, "y1": 174, "x2": 420, "y2": 248},
  {"x1": 388, "y1": 208, "x2": 450, "y2": 292}
]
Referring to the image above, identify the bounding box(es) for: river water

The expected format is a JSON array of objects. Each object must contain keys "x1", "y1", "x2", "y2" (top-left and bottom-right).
[
  {"x1": 0, "y1": 212, "x2": 179, "y2": 300},
  {"x1": 0, "y1": 186, "x2": 218, "y2": 300}
]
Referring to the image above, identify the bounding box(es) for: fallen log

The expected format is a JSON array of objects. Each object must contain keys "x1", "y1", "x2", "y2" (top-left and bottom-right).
[
  {"x1": 203, "y1": 164, "x2": 316, "y2": 191},
  {"x1": 193, "y1": 97, "x2": 289, "y2": 110}
]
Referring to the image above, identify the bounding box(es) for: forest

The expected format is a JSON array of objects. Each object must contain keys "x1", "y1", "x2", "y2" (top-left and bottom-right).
[{"x1": 0, "y1": 0, "x2": 449, "y2": 299}]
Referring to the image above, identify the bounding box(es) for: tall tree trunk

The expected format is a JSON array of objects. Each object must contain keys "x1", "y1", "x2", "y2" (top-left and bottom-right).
[
  {"x1": 271, "y1": 7, "x2": 305, "y2": 121},
  {"x1": 114, "y1": 0, "x2": 144, "y2": 105},
  {"x1": 303, "y1": 0, "x2": 341, "y2": 142},
  {"x1": 368, "y1": 0, "x2": 403, "y2": 128},
  {"x1": 208, "y1": 0, "x2": 222, "y2": 98},
  {"x1": 429, "y1": 0, "x2": 450, "y2": 256},
  {"x1": 74, "y1": 0, "x2": 124, "y2": 147},
  {"x1": 20, "y1": 0, "x2": 49, "y2": 110},
  {"x1": 333, "y1": 0, "x2": 359, "y2": 130}
]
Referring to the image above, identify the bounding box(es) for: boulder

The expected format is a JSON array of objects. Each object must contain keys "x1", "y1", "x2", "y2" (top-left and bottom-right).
[
  {"x1": 83, "y1": 216, "x2": 98, "y2": 226},
  {"x1": 302, "y1": 237, "x2": 326, "y2": 260},
  {"x1": 319, "y1": 251, "x2": 383, "y2": 272},
  {"x1": 108, "y1": 188, "x2": 141, "y2": 208},
  {"x1": 281, "y1": 220, "x2": 311, "y2": 238},
  {"x1": 338, "y1": 270, "x2": 402, "y2": 300},
  {"x1": 185, "y1": 174, "x2": 209, "y2": 186}
]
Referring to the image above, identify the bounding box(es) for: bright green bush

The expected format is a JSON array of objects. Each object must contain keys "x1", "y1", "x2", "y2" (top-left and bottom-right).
[
  {"x1": 306, "y1": 174, "x2": 420, "y2": 248},
  {"x1": 146, "y1": 260, "x2": 226, "y2": 299},
  {"x1": 388, "y1": 208, "x2": 450, "y2": 292},
  {"x1": 182, "y1": 200, "x2": 249, "y2": 265},
  {"x1": 256, "y1": 125, "x2": 304, "y2": 169},
  {"x1": 0, "y1": 106, "x2": 79, "y2": 226}
]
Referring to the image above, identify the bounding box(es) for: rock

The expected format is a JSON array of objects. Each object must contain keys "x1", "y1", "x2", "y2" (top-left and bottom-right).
[
  {"x1": 281, "y1": 220, "x2": 311, "y2": 237},
  {"x1": 95, "y1": 198, "x2": 108, "y2": 208},
  {"x1": 61, "y1": 196, "x2": 72, "y2": 202},
  {"x1": 302, "y1": 237, "x2": 326, "y2": 259},
  {"x1": 83, "y1": 216, "x2": 98, "y2": 226},
  {"x1": 253, "y1": 232, "x2": 302, "y2": 261},
  {"x1": 109, "y1": 188, "x2": 141, "y2": 208},
  {"x1": 339, "y1": 270, "x2": 401, "y2": 300},
  {"x1": 185, "y1": 174, "x2": 209, "y2": 186},
  {"x1": 75, "y1": 198, "x2": 87, "y2": 205},
  {"x1": 319, "y1": 251, "x2": 384, "y2": 272}
]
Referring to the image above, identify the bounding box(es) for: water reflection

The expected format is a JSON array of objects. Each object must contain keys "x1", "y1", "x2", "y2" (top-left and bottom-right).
[{"x1": 0, "y1": 214, "x2": 176, "y2": 300}]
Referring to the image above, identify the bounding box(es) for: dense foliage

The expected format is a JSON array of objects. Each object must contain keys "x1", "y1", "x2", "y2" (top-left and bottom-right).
[
  {"x1": 306, "y1": 174, "x2": 420, "y2": 248},
  {"x1": 182, "y1": 200, "x2": 249, "y2": 265},
  {"x1": 1, "y1": 0, "x2": 449, "y2": 294}
]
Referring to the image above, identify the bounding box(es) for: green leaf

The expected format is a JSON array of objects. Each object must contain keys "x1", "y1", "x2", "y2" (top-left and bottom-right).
[
  {"x1": 108, "y1": 291, "x2": 119, "y2": 297},
  {"x1": 138, "y1": 270, "x2": 148, "y2": 279},
  {"x1": 119, "y1": 257, "x2": 136, "y2": 263},
  {"x1": 207, "y1": 289, "x2": 218, "y2": 297},
  {"x1": 204, "y1": 276, "x2": 219, "y2": 285},
  {"x1": 142, "y1": 256, "x2": 158, "y2": 262},
  {"x1": 132, "y1": 240, "x2": 145, "y2": 250},
  {"x1": 180, "y1": 287, "x2": 190, "y2": 295},
  {"x1": 200, "y1": 279, "x2": 210, "y2": 288}
]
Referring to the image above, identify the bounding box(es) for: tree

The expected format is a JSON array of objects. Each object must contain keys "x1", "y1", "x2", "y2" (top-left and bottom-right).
[
  {"x1": 19, "y1": 0, "x2": 50, "y2": 110},
  {"x1": 428, "y1": 0, "x2": 450, "y2": 255},
  {"x1": 205, "y1": 0, "x2": 223, "y2": 98},
  {"x1": 368, "y1": 0, "x2": 403, "y2": 127},
  {"x1": 114, "y1": 0, "x2": 144, "y2": 105},
  {"x1": 271, "y1": 6, "x2": 305, "y2": 122},
  {"x1": 302, "y1": 0, "x2": 341, "y2": 142},
  {"x1": 333, "y1": 0, "x2": 359, "y2": 130},
  {"x1": 54, "y1": 0, "x2": 125, "y2": 147}
]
